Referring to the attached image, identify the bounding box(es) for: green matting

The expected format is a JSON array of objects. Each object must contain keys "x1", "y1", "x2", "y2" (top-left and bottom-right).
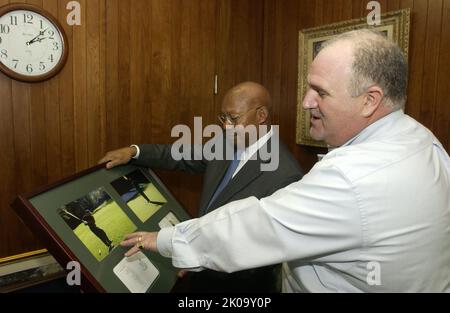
[{"x1": 29, "y1": 164, "x2": 190, "y2": 293}]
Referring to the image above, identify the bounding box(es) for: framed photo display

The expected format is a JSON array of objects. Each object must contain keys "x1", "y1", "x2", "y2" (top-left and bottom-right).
[{"x1": 11, "y1": 164, "x2": 191, "y2": 293}]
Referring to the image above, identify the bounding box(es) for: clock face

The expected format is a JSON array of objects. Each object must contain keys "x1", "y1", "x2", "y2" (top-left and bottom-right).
[{"x1": 0, "y1": 5, "x2": 67, "y2": 82}]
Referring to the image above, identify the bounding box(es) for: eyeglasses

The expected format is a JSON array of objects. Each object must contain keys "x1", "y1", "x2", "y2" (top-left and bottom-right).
[{"x1": 218, "y1": 106, "x2": 263, "y2": 125}]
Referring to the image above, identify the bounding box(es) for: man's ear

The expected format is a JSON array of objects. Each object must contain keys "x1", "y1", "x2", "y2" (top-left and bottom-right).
[
  {"x1": 257, "y1": 107, "x2": 269, "y2": 124},
  {"x1": 362, "y1": 85, "x2": 384, "y2": 117}
]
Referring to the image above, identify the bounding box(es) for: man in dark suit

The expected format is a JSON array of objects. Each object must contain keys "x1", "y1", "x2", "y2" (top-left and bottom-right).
[{"x1": 99, "y1": 82, "x2": 303, "y2": 292}]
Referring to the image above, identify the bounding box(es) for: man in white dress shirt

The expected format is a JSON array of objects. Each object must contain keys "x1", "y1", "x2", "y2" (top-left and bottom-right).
[{"x1": 121, "y1": 29, "x2": 450, "y2": 292}]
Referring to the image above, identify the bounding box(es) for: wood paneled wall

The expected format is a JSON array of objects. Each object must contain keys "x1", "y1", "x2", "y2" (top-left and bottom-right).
[
  {"x1": 0, "y1": 0, "x2": 79, "y2": 258},
  {"x1": 0, "y1": 0, "x2": 264, "y2": 259},
  {"x1": 1, "y1": 0, "x2": 449, "y2": 259},
  {"x1": 263, "y1": 0, "x2": 450, "y2": 169}
]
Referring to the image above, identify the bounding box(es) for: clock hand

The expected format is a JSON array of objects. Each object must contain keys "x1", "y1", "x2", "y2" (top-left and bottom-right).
[
  {"x1": 26, "y1": 28, "x2": 48, "y2": 46},
  {"x1": 27, "y1": 37, "x2": 39, "y2": 45},
  {"x1": 26, "y1": 36, "x2": 39, "y2": 46},
  {"x1": 27, "y1": 35, "x2": 48, "y2": 45}
]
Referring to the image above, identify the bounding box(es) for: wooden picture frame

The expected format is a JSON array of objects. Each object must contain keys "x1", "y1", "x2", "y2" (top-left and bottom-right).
[
  {"x1": 296, "y1": 9, "x2": 411, "y2": 147},
  {"x1": 0, "y1": 249, "x2": 65, "y2": 293},
  {"x1": 11, "y1": 164, "x2": 191, "y2": 293}
]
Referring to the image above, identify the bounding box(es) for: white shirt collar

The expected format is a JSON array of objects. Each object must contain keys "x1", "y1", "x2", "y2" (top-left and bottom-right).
[
  {"x1": 342, "y1": 110, "x2": 404, "y2": 147},
  {"x1": 232, "y1": 127, "x2": 274, "y2": 178}
]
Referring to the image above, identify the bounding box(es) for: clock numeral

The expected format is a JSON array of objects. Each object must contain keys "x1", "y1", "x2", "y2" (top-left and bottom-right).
[
  {"x1": 1, "y1": 49, "x2": 7, "y2": 59},
  {"x1": 53, "y1": 42, "x2": 59, "y2": 50},
  {"x1": 10, "y1": 16, "x2": 18, "y2": 26},
  {"x1": 24, "y1": 14, "x2": 33, "y2": 24},
  {"x1": 47, "y1": 30, "x2": 55, "y2": 40},
  {"x1": 0, "y1": 24, "x2": 10, "y2": 34},
  {"x1": 39, "y1": 62, "x2": 46, "y2": 71},
  {"x1": 0, "y1": 36, "x2": 2, "y2": 44},
  {"x1": 49, "y1": 54, "x2": 54, "y2": 63},
  {"x1": 40, "y1": 20, "x2": 44, "y2": 30},
  {"x1": 47, "y1": 29, "x2": 55, "y2": 40},
  {"x1": 26, "y1": 64, "x2": 33, "y2": 73},
  {"x1": 12, "y1": 59, "x2": 19, "y2": 69}
]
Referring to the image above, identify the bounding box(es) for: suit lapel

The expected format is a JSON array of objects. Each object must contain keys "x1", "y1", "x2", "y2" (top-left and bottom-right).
[
  {"x1": 212, "y1": 158, "x2": 264, "y2": 207},
  {"x1": 200, "y1": 138, "x2": 273, "y2": 214},
  {"x1": 198, "y1": 159, "x2": 231, "y2": 215},
  {"x1": 207, "y1": 147, "x2": 273, "y2": 212}
]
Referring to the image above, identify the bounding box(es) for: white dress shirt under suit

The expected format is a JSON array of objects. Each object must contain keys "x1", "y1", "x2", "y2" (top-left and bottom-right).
[{"x1": 157, "y1": 110, "x2": 450, "y2": 292}]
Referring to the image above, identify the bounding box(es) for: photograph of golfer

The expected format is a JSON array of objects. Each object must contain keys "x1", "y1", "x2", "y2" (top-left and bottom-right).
[
  {"x1": 57, "y1": 187, "x2": 137, "y2": 262},
  {"x1": 110, "y1": 170, "x2": 167, "y2": 223}
]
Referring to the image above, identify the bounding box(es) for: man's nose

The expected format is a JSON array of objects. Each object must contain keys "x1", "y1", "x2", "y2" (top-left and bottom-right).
[{"x1": 302, "y1": 89, "x2": 318, "y2": 109}]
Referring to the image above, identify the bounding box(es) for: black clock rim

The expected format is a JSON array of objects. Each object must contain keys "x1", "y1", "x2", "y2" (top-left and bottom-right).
[{"x1": 0, "y1": 3, "x2": 69, "y2": 83}]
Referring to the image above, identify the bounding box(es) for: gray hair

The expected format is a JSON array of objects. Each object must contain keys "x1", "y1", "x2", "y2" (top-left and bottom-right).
[{"x1": 321, "y1": 29, "x2": 408, "y2": 110}]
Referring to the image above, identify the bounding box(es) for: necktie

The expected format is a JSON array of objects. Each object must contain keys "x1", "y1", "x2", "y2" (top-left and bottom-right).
[{"x1": 206, "y1": 153, "x2": 241, "y2": 211}]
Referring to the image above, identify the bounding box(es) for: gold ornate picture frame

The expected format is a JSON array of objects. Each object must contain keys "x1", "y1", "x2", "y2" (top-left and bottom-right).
[{"x1": 296, "y1": 9, "x2": 411, "y2": 147}]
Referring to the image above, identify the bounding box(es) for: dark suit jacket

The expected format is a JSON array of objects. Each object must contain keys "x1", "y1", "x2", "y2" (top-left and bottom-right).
[{"x1": 132, "y1": 135, "x2": 303, "y2": 292}]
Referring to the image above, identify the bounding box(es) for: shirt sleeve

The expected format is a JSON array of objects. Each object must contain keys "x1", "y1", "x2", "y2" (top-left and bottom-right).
[
  {"x1": 157, "y1": 162, "x2": 364, "y2": 273},
  {"x1": 131, "y1": 145, "x2": 140, "y2": 159}
]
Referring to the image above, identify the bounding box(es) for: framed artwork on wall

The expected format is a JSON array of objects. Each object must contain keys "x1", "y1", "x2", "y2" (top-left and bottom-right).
[
  {"x1": 11, "y1": 164, "x2": 191, "y2": 293},
  {"x1": 296, "y1": 9, "x2": 411, "y2": 147}
]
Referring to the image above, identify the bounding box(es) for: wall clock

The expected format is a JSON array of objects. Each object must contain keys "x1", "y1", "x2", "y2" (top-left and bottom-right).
[{"x1": 0, "y1": 3, "x2": 68, "y2": 82}]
